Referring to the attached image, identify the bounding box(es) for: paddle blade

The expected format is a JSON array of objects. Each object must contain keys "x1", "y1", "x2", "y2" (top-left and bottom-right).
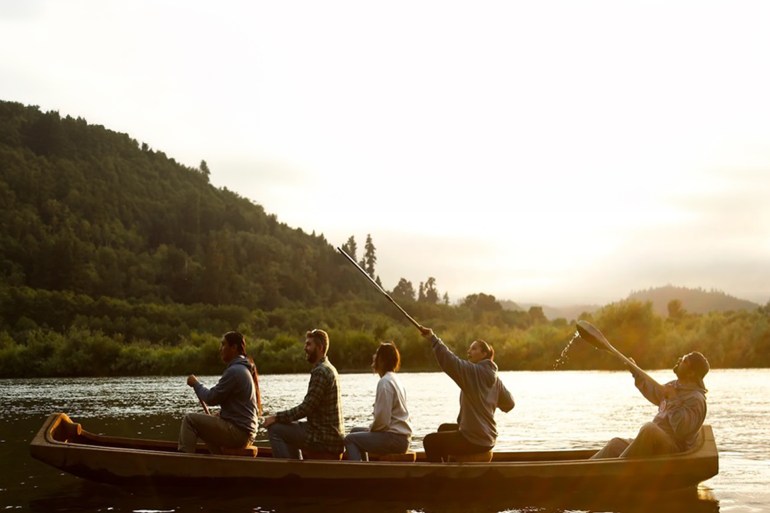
[{"x1": 575, "y1": 320, "x2": 612, "y2": 353}]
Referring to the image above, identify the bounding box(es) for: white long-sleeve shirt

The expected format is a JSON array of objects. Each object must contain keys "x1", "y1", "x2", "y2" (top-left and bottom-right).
[{"x1": 370, "y1": 372, "x2": 412, "y2": 438}]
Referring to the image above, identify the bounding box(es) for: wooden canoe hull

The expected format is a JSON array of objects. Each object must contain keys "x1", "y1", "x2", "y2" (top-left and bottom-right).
[{"x1": 30, "y1": 413, "x2": 718, "y2": 498}]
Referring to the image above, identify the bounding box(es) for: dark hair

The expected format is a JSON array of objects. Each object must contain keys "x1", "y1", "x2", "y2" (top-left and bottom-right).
[
  {"x1": 375, "y1": 342, "x2": 401, "y2": 373},
  {"x1": 475, "y1": 339, "x2": 495, "y2": 362},
  {"x1": 306, "y1": 329, "x2": 329, "y2": 355},
  {"x1": 223, "y1": 331, "x2": 262, "y2": 415}
]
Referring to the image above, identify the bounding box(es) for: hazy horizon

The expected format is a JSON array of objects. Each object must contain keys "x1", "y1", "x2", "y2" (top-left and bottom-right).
[{"x1": 2, "y1": 1, "x2": 769, "y2": 307}]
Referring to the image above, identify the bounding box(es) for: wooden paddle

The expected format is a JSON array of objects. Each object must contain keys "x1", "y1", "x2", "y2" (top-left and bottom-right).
[
  {"x1": 336, "y1": 247, "x2": 424, "y2": 330},
  {"x1": 199, "y1": 398, "x2": 210, "y2": 415},
  {"x1": 575, "y1": 320, "x2": 654, "y2": 382}
]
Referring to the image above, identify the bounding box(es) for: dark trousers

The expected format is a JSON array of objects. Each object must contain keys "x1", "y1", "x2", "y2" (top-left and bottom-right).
[{"x1": 423, "y1": 423, "x2": 492, "y2": 462}]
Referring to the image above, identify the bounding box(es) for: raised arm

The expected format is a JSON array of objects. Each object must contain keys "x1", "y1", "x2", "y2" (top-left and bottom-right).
[{"x1": 628, "y1": 359, "x2": 670, "y2": 405}]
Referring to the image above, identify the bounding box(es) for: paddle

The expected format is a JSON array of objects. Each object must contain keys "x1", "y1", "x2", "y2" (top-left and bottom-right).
[
  {"x1": 336, "y1": 247, "x2": 424, "y2": 330},
  {"x1": 575, "y1": 320, "x2": 654, "y2": 382},
  {"x1": 199, "y1": 398, "x2": 210, "y2": 415}
]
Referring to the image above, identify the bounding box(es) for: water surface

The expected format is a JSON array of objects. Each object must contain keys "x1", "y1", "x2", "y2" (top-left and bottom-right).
[{"x1": 1, "y1": 369, "x2": 768, "y2": 512}]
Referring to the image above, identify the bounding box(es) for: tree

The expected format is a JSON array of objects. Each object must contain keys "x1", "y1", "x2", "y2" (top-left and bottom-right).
[
  {"x1": 528, "y1": 306, "x2": 547, "y2": 324},
  {"x1": 364, "y1": 234, "x2": 376, "y2": 278},
  {"x1": 199, "y1": 160, "x2": 210, "y2": 182},
  {"x1": 391, "y1": 278, "x2": 416, "y2": 302},
  {"x1": 463, "y1": 293, "x2": 502, "y2": 312},
  {"x1": 423, "y1": 277, "x2": 439, "y2": 304},
  {"x1": 667, "y1": 299, "x2": 686, "y2": 320},
  {"x1": 341, "y1": 235, "x2": 357, "y2": 262}
]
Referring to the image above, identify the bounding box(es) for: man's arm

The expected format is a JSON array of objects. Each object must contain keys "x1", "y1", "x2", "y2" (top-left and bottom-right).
[
  {"x1": 191, "y1": 368, "x2": 237, "y2": 406},
  {"x1": 629, "y1": 360, "x2": 670, "y2": 405}
]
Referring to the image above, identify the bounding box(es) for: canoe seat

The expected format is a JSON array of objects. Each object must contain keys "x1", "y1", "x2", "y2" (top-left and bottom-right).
[
  {"x1": 220, "y1": 445, "x2": 258, "y2": 457},
  {"x1": 368, "y1": 451, "x2": 416, "y2": 462},
  {"x1": 449, "y1": 450, "x2": 493, "y2": 463},
  {"x1": 57, "y1": 418, "x2": 83, "y2": 442},
  {"x1": 302, "y1": 449, "x2": 343, "y2": 460}
]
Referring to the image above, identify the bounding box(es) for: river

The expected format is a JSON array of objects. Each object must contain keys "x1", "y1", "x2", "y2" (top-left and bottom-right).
[{"x1": 1, "y1": 369, "x2": 768, "y2": 512}]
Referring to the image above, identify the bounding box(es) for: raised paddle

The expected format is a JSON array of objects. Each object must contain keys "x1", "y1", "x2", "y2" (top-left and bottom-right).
[
  {"x1": 575, "y1": 320, "x2": 654, "y2": 382},
  {"x1": 336, "y1": 247, "x2": 424, "y2": 330}
]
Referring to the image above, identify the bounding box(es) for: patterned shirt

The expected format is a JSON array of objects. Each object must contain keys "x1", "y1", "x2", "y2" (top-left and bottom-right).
[
  {"x1": 633, "y1": 374, "x2": 707, "y2": 451},
  {"x1": 276, "y1": 357, "x2": 345, "y2": 452}
]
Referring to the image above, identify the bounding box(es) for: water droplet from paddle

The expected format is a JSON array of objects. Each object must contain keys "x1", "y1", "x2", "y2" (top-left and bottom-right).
[{"x1": 553, "y1": 331, "x2": 580, "y2": 369}]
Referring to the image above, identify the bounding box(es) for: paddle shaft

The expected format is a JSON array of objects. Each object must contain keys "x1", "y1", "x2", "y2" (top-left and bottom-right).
[
  {"x1": 602, "y1": 342, "x2": 654, "y2": 382},
  {"x1": 336, "y1": 247, "x2": 423, "y2": 330},
  {"x1": 575, "y1": 320, "x2": 655, "y2": 382},
  {"x1": 199, "y1": 398, "x2": 210, "y2": 415}
]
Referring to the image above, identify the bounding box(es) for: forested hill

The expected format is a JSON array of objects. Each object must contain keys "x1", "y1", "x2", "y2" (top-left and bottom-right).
[
  {"x1": 0, "y1": 100, "x2": 368, "y2": 309},
  {"x1": 3, "y1": 100, "x2": 770, "y2": 377},
  {"x1": 628, "y1": 285, "x2": 759, "y2": 316}
]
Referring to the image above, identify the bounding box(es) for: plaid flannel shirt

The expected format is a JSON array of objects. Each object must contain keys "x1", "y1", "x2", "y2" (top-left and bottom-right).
[{"x1": 276, "y1": 357, "x2": 344, "y2": 451}]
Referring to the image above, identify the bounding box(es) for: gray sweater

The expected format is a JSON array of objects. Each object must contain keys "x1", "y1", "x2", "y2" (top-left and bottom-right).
[
  {"x1": 633, "y1": 373, "x2": 707, "y2": 451},
  {"x1": 193, "y1": 356, "x2": 258, "y2": 437},
  {"x1": 431, "y1": 335, "x2": 515, "y2": 447}
]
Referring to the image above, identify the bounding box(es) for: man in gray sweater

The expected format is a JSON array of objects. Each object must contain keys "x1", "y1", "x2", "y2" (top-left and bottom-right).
[
  {"x1": 419, "y1": 326, "x2": 515, "y2": 462},
  {"x1": 591, "y1": 351, "x2": 709, "y2": 459}
]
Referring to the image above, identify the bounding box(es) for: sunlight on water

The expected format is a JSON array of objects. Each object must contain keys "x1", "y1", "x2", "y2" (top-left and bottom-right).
[{"x1": 2, "y1": 369, "x2": 769, "y2": 512}]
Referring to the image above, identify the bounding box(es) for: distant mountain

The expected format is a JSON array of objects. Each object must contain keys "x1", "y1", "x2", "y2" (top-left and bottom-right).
[
  {"x1": 515, "y1": 303, "x2": 599, "y2": 321},
  {"x1": 500, "y1": 300, "x2": 598, "y2": 321},
  {"x1": 502, "y1": 284, "x2": 760, "y2": 321},
  {"x1": 627, "y1": 285, "x2": 760, "y2": 316}
]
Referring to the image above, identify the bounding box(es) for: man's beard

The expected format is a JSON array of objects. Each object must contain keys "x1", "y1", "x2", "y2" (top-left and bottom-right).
[{"x1": 673, "y1": 359, "x2": 683, "y2": 378}]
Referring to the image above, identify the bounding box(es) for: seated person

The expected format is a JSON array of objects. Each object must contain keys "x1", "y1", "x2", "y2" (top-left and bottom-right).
[
  {"x1": 592, "y1": 351, "x2": 709, "y2": 458},
  {"x1": 419, "y1": 326, "x2": 515, "y2": 462},
  {"x1": 344, "y1": 342, "x2": 412, "y2": 460},
  {"x1": 178, "y1": 331, "x2": 261, "y2": 454},
  {"x1": 263, "y1": 329, "x2": 344, "y2": 459}
]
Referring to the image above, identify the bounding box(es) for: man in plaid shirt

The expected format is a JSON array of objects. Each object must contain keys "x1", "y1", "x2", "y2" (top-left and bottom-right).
[{"x1": 263, "y1": 329, "x2": 345, "y2": 458}]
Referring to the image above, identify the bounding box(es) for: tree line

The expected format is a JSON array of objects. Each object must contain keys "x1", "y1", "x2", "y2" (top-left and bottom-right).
[{"x1": 1, "y1": 100, "x2": 769, "y2": 377}]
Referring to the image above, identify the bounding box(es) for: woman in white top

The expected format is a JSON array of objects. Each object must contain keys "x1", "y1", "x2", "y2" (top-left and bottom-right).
[{"x1": 343, "y1": 342, "x2": 412, "y2": 461}]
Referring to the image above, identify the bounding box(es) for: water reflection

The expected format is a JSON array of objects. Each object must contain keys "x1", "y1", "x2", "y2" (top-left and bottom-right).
[{"x1": 26, "y1": 480, "x2": 719, "y2": 513}]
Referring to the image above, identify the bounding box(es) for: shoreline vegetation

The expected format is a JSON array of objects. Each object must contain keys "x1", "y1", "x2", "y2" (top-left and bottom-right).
[
  {"x1": 1, "y1": 100, "x2": 769, "y2": 378},
  {"x1": 1, "y1": 284, "x2": 769, "y2": 378}
]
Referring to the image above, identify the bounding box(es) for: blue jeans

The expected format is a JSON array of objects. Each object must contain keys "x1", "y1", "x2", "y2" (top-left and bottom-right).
[
  {"x1": 343, "y1": 427, "x2": 410, "y2": 461},
  {"x1": 267, "y1": 422, "x2": 308, "y2": 459}
]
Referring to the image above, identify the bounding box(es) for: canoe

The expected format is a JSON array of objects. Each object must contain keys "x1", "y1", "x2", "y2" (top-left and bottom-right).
[{"x1": 30, "y1": 412, "x2": 718, "y2": 499}]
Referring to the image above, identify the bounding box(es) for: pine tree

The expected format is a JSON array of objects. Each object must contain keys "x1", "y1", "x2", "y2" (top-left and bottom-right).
[
  {"x1": 364, "y1": 234, "x2": 376, "y2": 278},
  {"x1": 341, "y1": 235, "x2": 358, "y2": 262}
]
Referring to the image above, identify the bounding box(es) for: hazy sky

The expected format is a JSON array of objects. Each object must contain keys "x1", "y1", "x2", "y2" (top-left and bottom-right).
[{"x1": 2, "y1": 1, "x2": 769, "y2": 306}]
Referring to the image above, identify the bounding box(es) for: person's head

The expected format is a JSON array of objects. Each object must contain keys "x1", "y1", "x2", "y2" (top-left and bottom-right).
[
  {"x1": 305, "y1": 329, "x2": 329, "y2": 364},
  {"x1": 674, "y1": 351, "x2": 710, "y2": 389},
  {"x1": 221, "y1": 331, "x2": 247, "y2": 363},
  {"x1": 372, "y1": 342, "x2": 401, "y2": 376},
  {"x1": 222, "y1": 331, "x2": 263, "y2": 414},
  {"x1": 467, "y1": 339, "x2": 494, "y2": 363}
]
